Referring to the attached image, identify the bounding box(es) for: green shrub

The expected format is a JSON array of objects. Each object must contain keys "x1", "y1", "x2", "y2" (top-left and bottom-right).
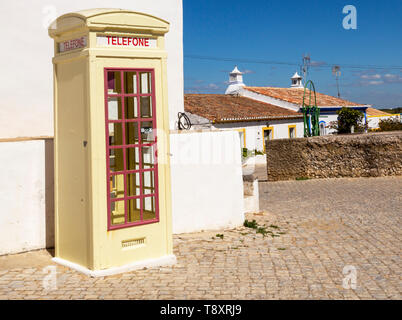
[
  {"x1": 378, "y1": 118, "x2": 402, "y2": 131},
  {"x1": 336, "y1": 107, "x2": 365, "y2": 134}
]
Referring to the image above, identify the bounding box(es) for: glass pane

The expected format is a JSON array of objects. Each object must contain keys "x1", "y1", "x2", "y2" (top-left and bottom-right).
[
  {"x1": 110, "y1": 200, "x2": 125, "y2": 225},
  {"x1": 125, "y1": 72, "x2": 137, "y2": 94},
  {"x1": 108, "y1": 123, "x2": 123, "y2": 146},
  {"x1": 127, "y1": 199, "x2": 141, "y2": 223},
  {"x1": 140, "y1": 96, "x2": 152, "y2": 118},
  {"x1": 107, "y1": 71, "x2": 122, "y2": 94},
  {"x1": 125, "y1": 97, "x2": 138, "y2": 119},
  {"x1": 143, "y1": 196, "x2": 156, "y2": 221},
  {"x1": 109, "y1": 148, "x2": 124, "y2": 172},
  {"x1": 126, "y1": 122, "x2": 139, "y2": 145},
  {"x1": 140, "y1": 72, "x2": 151, "y2": 94},
  {"x1": 142, "y1": 146, "x2": 155, "y2": 169},
  {"x1": 107, "y1": 97, "x2": 122, "y2": 120},
  {"x1": 126, "y1": 147, "x2": 140, "y2": 171},
  {"x1": 110, "y1": 174, "x2": 124, "y2": 200},
  {"x1": 142, "y1": 170, "x2": 155, "y2": 195},
  {"x1": 126, "y1": 173, "x2": 140, "y2": 197},
  {"x1": 140, "y1": 121, "x2": 154, "y2": 143}
]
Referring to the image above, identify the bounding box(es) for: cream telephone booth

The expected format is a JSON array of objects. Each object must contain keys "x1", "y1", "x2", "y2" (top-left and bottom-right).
[{"x1": 49, "y1": 9, "x2": 175, "y2": 276}]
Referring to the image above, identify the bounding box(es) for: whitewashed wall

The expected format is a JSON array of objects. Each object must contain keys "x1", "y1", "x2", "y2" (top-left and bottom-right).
[
  {"x1": 0, "y1": 0, "x2": 183, "y2": 138},
  {"x1": 0, "y1": 139, "x2": 54, "y2": 255},
  {"x1": 367, "y1": 114, "x2": 401, "y2": 129},
  {"x1": 213, "y1": 119, "x2": 305, "y2": 151},
  {"x1": 170, "y1": 131, "x2": 245, "y2": 234}
]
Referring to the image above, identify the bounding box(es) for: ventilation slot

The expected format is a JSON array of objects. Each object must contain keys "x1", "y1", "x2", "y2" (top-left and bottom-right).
[{"x1": 122, "y1": 238, "x2": 146, "y2": 249}]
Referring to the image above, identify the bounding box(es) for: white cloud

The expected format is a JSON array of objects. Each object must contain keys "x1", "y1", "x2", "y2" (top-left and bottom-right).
[
  {"x1": 368, "y1": 80, "x2": 384, "y2": 85},
  {"x1": 361, "y1": 74, "x2": 381, "y2": 80}
]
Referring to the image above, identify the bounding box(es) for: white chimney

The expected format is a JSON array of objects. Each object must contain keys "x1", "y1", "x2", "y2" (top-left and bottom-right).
[
  {"x1": 225, "y1": 66, "x2": 246, "y2": 94},
  {"x1": 290, "y1": 71, "x2": 303, "y2": 89}
]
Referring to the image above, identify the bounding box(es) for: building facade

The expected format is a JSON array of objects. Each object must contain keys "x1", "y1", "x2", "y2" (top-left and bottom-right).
[
  {"x1": 366, "y1": 108, "x2": 401, "y2": 129},
  {"x1": 184, "y1": 94, "x2": 304, "y2": 152},
  {"x1": 185, "y1": 66, "x2": 372, "y2": 152},
  {"x1": 225, "y1": 67, "x2": 370, "y2": 135}
]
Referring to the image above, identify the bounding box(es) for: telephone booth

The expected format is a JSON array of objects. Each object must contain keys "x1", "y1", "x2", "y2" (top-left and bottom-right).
[{"x1": 49, "y1": 9, "x2": 175, "y2": 276}]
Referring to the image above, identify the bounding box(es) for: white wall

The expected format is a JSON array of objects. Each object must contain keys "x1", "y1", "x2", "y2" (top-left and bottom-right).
[
  {"x1": 0, "y1": 0, "x2": 183, "y2": 138},
  {"x1": 214, "y1": 119, "x2": 305, "y2": 151},
  {"x1": 170, "y1": 131, "x2": 245, "y2": 234},
  {"x1": 367, "y1": 114, "x2": 401, "y2": 129},
  {"x1": 0, "y1": 139, "x2": 54, "y2": 255}
]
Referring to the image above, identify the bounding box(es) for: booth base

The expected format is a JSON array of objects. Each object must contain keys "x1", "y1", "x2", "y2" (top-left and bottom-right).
[{"x1": 52, "y1": 255, "x2": 177, "y2": 277}]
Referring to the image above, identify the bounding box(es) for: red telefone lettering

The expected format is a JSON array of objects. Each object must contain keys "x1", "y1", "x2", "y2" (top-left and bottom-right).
[
  {"x1": 128, "y1": 37, "x2": 132, "y2": 45},
  {"x1": 138, "y1": 38, "x2": 144, "y2": 46},
  {"x1": 107, "y1": 36, "x2": 111, "y2": 45},
  {"x1": 133, "y1": 38, "x2": 138, "y2": 46},
  {"x1": 144, "y1": 39, "x2": 149, "y2": 47},
  {"x1": 122, "y1": 37, "x2": 127, "y2": 46},
  {"x1": 112, "y1": 37, "x2": 117, "y2": 45}
]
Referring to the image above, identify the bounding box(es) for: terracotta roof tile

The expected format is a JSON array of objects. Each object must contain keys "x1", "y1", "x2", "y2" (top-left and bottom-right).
[
  {"x1": 245, "y1": 87, "x2": 364, "y2": 107},
  {"x1": 184, "y1": 94, "x2": 303, "y2": 123},
  {"x1": 366, "y1": 107, "x2": 392, "y2": 116}
]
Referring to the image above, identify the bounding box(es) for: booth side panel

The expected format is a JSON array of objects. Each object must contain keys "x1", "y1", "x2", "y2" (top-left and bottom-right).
[{"x1": 55, "y1": 58, "x2": 90, "y2": 267}]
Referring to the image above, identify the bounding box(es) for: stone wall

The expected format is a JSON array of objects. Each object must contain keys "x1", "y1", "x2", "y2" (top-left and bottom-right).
[{"x1": 266, "y1": 131, "x2": 402, "y2": 181}]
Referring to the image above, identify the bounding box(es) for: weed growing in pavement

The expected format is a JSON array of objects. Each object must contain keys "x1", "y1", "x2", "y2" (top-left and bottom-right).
[
  {"x1": 244, "y1": 220, "x2": 284, "y2": 238},
  {"x1": 243, "y1": 219, "x2": 258, "y2": 229}
]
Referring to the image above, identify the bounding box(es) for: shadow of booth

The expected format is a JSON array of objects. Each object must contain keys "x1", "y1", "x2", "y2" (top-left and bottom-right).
[{"x1": 45, "y1": 138, "x2": 55, "y2": 256}]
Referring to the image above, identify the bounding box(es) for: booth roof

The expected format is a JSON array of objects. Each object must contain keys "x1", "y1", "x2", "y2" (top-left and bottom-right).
[
  {"x1": 184, "y1": 94, "x2": 303, "y2": 123},
  {"x1": 245, "y1": 87, "x2": 366, "y2": 107}
]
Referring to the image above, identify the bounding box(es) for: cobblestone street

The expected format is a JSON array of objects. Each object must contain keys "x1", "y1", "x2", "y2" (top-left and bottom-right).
[{"x1": 0, "y1": 176, "x2": 401, "y2": 300}]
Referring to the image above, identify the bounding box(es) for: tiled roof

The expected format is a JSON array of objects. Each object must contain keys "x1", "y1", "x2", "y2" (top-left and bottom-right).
[
  {"x1": 184, "y1": 94, "x2": 303, "y2": 123},
  {"x1": 366, "y1": 107, "x2": 392, "y2": 116},
  {"x1": 245, "y1": 87, "x2": 364, "y2": 107}
]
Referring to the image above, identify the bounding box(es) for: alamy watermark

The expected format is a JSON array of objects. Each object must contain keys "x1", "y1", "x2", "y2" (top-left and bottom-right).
[
  {"x1": 42, "y1": 5, "x2": 58, "y2": 29},
  {"x1": 342, "y1": 265, "x2": 357, "y2": 289},
  {"x1": 343, "y1": 5, "x2": 357, "y2": 30},
  {"x1": 42, "y1": 266, "x2": 58, "y2": 291}
]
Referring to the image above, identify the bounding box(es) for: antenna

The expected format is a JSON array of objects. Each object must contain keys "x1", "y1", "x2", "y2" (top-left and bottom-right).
[
  {"x1": 332, "y1": 65, "x2": 341, "y2": 98},
  {"x1": 301, "y1": 53, "x2": 311, "y2": 82}
]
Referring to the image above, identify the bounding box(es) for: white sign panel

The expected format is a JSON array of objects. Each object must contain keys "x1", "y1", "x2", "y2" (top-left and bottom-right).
[
  {"x1": 97, "y1": 35, "x2": 157, "y2": 48},
  {"x1": 58, "y1": 36, "x2": 87, "y2": 53}
]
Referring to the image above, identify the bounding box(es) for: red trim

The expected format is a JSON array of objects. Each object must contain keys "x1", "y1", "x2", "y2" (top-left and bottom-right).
[{"x1": 105, "y1": 68, "x2": 160, "y2": 231}]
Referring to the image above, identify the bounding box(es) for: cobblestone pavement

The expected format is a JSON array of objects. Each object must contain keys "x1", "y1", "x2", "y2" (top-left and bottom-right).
[{"x1": 0, "y1": 176, "x2": 401, "y2": 300}]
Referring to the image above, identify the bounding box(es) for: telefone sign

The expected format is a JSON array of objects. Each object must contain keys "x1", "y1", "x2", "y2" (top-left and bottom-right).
[
  {"x1": 97, "y1": 35, "x2": 157, "y2": 48},
  {"x1": 58, "y1": 36, "x2": 87, "y2": 53}
]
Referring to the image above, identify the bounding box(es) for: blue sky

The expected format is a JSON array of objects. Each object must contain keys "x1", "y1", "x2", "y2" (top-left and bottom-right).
[{"x1": 183, "y1": 0, "x2": 402, "y2": 108}]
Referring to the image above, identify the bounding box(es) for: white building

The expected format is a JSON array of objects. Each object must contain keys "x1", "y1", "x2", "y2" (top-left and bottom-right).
[
  {"x1": 0, "y1": 1, "x2": 245, "y2": 256},
  {"x1": 224, "y1": 66, "x2": 371, "y2": 135},
  {"x1": 185, "y1": 66, "x2": 372, "y2": 152},
  {"x1": 184, "y1": 94, "x2": 304, "y2": 152},
  {"x1": 366, "y1": 108, "x2": 401, "y2": 129}
]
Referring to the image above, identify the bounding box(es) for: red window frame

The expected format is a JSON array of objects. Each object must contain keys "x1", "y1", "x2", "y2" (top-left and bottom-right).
[{"x1": 104, "y1": 68, "x2": 160, "y2": 230}]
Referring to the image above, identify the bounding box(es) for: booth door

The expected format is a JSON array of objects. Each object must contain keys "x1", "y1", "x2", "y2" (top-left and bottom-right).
[{"x1": 105, "y1": 69, "x2": 159, "y2": 230}]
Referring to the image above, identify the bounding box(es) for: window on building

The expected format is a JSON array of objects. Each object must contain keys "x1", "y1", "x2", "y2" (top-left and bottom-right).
[
  {"x1": 288, "y1": 125, "x2": 296, "y2": 138},
  {"x1": 319, "y1": 122, "x2": 326, "y2": 136},
  {"x1": 263, "y1": 127, "x2": 273, "y2": 153},
  {"x1": 105, "y1": 69, "x2": 159, "y2": 230},
  {"x1": 235, "y1": 128, "x2": 246, "y2": 150}
]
